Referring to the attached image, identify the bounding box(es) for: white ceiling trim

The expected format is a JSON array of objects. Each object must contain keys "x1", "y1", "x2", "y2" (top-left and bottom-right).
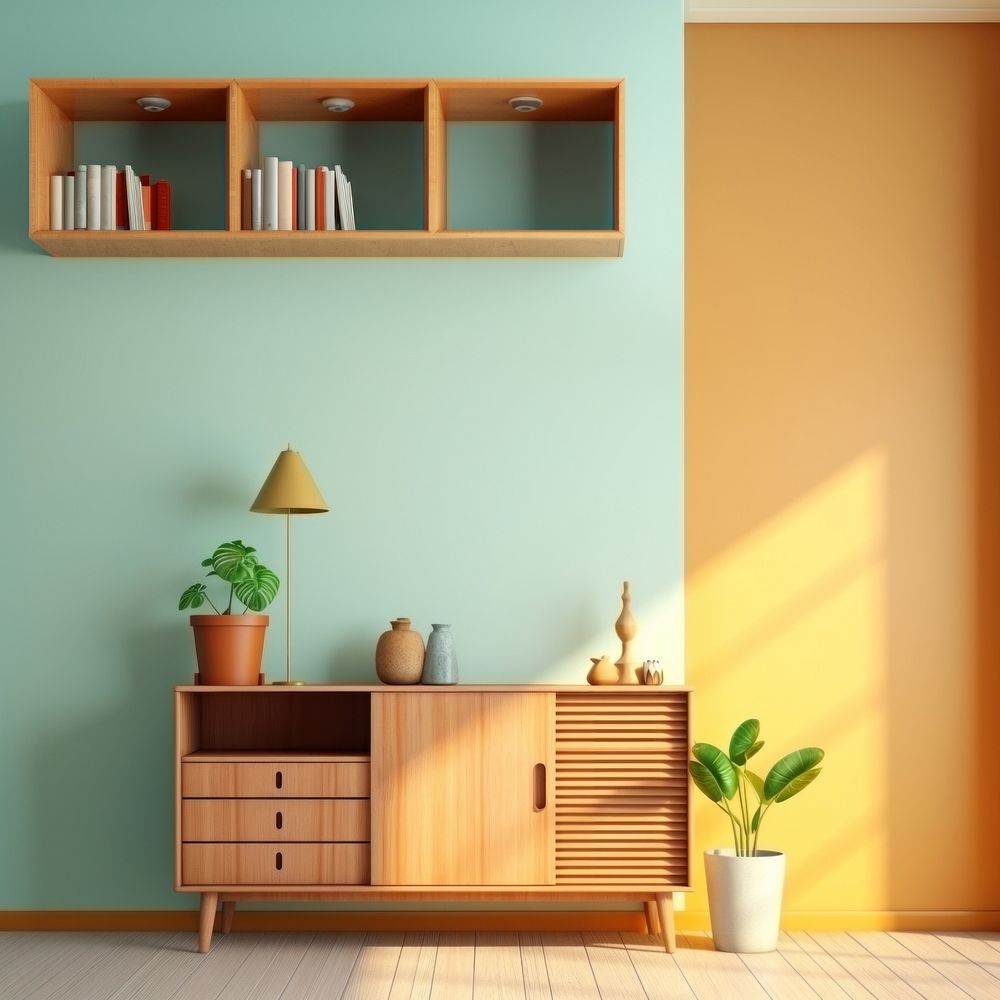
[{"x1": 685, "y1": 1, "x2": 1000, "y2": 21}]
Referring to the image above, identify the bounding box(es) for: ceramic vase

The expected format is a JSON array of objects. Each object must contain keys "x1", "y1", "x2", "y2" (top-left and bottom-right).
[
  {"x1": 375, "y1": 618, "x2": 425, "y2": 684},
  {"x1": 423, "y1": 624, "x2": 458, "y2": 685},
  {"x1": 704, "y1": 849, "x2": 786, "y2": 953},
  {"x1": 587, "y1": 655, "x2": 620, "y2": 685}
]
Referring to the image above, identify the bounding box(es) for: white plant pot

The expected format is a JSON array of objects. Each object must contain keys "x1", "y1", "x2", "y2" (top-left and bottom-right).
[{"x1": 704, "y1": 849, "x2": 786, "y2": 953}]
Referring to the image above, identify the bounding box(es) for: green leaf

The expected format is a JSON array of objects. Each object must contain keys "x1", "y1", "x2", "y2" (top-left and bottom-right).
[
  {"x1": 234, "y1": 564, "x2": 280, "y2": 612},
  {"x1": 764, "y1": 748, "x2": 825, "y2": 802},
  {"x1": 745, "y1": 740, "x2": 764, "y2": 761},
  {"x1": 775, "y1": 767, "x2": 822, "y2": 803},
  {"x1": 729, "y1": 719, "x2": 760, "y2": 765},
  {"x1": 179, "y1": 583, "x2": 207, "y2": 611},
  {"x1": 689, "y1": 761, "x2": 724, "y2": 803},
  {"x1": 210, "y1": 540, "x2": 256, "y2": 583},
  {"x1": 751, "y1": 804, "x2": 762, "y2": 833},
  {"x1": 745, "y1": 769, "x2": 766, "y2": 802},
  {"x1": 201, "y1": 558, "x2": 213, "y2": 567},
  {"x1": 692, "y1": 743, "x2": 738, "y2": 800}
]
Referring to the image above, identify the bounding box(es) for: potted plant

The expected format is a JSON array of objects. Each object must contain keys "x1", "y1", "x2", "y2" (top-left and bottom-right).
[
  {"x1": 179, "y1": 540, "x2": 280, "y2": 685},
  {"x1": 688, "y1": 720, "x2": 824, "y2": 953}
]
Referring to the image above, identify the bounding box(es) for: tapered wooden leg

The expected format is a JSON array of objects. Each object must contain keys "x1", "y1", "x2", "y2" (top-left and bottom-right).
[
  {"x1": 656, "y1": 892, "x2": 676, "y2": 953},
  {"x1": 221, "y1": 900, "x2": 236, "y2": 934},
  {"x1": 644, "y1": 900, "x2": 661, "y2": 936},
  {"x1": 198, "y1": 892, "x2": 218, "y2": 953}
]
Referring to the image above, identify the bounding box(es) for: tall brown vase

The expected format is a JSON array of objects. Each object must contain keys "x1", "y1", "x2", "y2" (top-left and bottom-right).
[
  {"x1": 190, "y1": 614, "x2": 268, "y2": 685},
  {"x1": 375, "y1": 618, "x2": 425, "y2": 684}
]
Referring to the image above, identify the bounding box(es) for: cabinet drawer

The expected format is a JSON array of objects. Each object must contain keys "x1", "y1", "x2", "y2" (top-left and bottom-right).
[
  {"x1": 182, "y1": 799, "x2": 370, "y2": 842},
  {"x1": 181, "y1": 761, "x2": 370, "y2": 798},
  {"x1": 182, "y1": 843, "x2": 370, "y2": 885}
]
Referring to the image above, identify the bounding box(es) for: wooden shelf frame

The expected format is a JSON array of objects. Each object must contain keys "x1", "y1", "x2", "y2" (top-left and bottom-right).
[{"x1": 29, "y1": 77, "x2": 625, "y2": 258}]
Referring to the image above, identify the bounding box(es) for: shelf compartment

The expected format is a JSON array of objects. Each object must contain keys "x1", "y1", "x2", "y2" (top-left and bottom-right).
[{"x1": 438, "y1": 79, "x2": 619, "y2": 122}]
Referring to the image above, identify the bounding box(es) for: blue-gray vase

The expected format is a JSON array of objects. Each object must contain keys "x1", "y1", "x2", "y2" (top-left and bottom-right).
[{"x1": 423, "y1": 624, "x2": 458, "y2": 685}]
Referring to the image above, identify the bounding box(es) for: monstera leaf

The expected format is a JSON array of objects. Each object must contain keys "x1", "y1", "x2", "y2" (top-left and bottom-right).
[
  {"x1": 233, "y1": 564, "x2": 280, "y2": 612},
  {"x1": 178, "y1": 583, "x2": 208, "y2": 610},
  {"x1": 208, "y1": 540, "x2": 258, "y2": 583}
]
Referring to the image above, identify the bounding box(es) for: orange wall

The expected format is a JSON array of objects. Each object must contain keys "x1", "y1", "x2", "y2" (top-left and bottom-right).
[{"x1": 686, "y1": 24, "x2": 1000, "y2": 921}]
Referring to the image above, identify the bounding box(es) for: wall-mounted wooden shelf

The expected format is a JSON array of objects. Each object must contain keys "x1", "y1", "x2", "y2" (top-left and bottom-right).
[{"x1": 29, "y1": 78, "x2": 625, "y2": 258}]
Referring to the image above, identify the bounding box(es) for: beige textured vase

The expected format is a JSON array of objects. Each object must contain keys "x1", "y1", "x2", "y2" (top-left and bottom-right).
[
  {"x1": 375, "y1": 618, "x2": 425, "y2": 684},
  {"x1": 587, "y1": 655, "x2": 620, "y2": 685}
]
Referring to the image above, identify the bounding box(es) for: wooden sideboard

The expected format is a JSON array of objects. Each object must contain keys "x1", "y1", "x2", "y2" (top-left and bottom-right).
[{"x1": 174, "y1": 684, "x2": 691, "y2": 952}]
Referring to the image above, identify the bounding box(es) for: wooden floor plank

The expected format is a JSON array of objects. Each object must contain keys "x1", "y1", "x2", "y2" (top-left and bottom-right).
[
  {"x1": 474, "y1": 932, "x2": 526, "y2": 1000},
  {"x1": 213, "y1": 933, "x2": 312, "y2": 1000},
  {"x1": 620, "y1": 930, "x2": 696, "y2": 999},
  {"x1": 973, "y1": 932, "x2": 1000, "y2": 956},
  {"x1": 934, "y1": 933, "x2": 1000, "y2": 981},
  {"x1": 164, "y1": 932, "x2": 263, "y2": 1000},
  {"x1": 850, "y1": 932, "x2": 972, "y2": 1000},
  {"x1": 724, "y1": 932, "x2": 824, "y2": 1000},
  {"x1": 0, "y1": 932, "x2": 117, "y2": 997},
  {"x1": 580, "y1": 932, "x2": 647, "y2": 1000},
  {"x1": 809, "y1": 932, "x2": 925, "y2": 1000},
  {"x1": 518, "y1": 931, "x2": 553, "y2": 1000},
  {"x1": 342, "y1": 932, "x2": 405, "y2": 1000},
  {"x1": 887, "y1": 933, "x2": 1000, "y2": 1000},
  {"x1": 542, "y1": 932, "x2": 601, "y2": 1000},
  {"x1": 780, "y1": 933, "x2": 876, "y2": 1000},
  {"x1": 278, "y1": 932, "x2": 364, "y2": 1000},
  {"x1": 51, "y1": 933, "x2": 178, "y2": 1000},
  {"x1": 673, "y1": 932, "x2": 770, "y2": 1000},
  {"x1": 429, "y1": 931, "x2": 475, "y2": 1000},
  {"x1": 388, "y1": 932, "x2": 438, "y2": 1000}
]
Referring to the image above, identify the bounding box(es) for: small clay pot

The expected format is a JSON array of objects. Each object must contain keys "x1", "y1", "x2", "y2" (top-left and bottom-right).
[
  {"x1": 190, "y1": 614, "x2": 268, "y2": 685},
  {"x1": 375, "y1": 618, "x2": 425, "y2": 684},
  {"x1": 587, "y1": 655, "x2": 620, "y2": 685}
]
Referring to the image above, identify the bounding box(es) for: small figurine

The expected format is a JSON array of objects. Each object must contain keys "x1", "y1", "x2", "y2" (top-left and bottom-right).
[
  {"x1": 642, "y1": 659, "x2": 663, "y2": 685},
  {"x1": 587, "y1": 655, "x2": 620, "y2": 685}
]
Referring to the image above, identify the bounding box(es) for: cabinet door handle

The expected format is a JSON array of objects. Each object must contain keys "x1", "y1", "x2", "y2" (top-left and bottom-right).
[
  {"x1": 533, "y1": 763, "x2": 547, "y2": 811},
  {"x1": 275, "y1": 810, "x2": 283, "y2": 830},
  {"x1": 275, "y1": 851, "x2": 283, "y2": 871},
  {"x1": 275, "y1": 770, "x2": 283, "y2": 790}
]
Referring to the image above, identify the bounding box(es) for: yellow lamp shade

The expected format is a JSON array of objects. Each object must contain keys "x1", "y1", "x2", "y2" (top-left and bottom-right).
[{"x1": 250, "y1": 448, "x2": 328, "y2": 514}]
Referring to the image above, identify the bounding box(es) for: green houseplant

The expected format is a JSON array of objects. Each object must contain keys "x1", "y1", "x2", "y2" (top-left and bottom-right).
[
  {"x1": 179, "y1": 540, "x2": 279, "y2": 686},
  {"x1": 689, "y1": 720, "x2": 824, "y2": 953}
]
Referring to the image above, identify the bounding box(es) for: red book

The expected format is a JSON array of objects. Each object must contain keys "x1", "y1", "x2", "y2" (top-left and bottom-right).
[
  {"x1": 115, "y1": 171, "x2": 127, "y2": 229},
  {"x1": 140, "y1": 178, "x2": 152, "y2": 231},
  {"x1": 316, "y1": 169, "x2": 325, "y2": 230},
  {"x1": 291, "y1": 169, "x2": 297, "y2": 230},
  {"x1": 153, "y1": 180, "x2": 171, "y2": 230}
]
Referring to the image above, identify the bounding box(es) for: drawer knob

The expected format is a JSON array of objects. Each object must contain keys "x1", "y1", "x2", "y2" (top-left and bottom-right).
[
  {"x1": 275, "y1": 810, "x2": 283, "y2": 830},
  {"x1": 275, "y1": 851, "x2": 283, "y2": 871},
  {"x1": 275, "y1": 770, "x2": 283, "y2": 790}
]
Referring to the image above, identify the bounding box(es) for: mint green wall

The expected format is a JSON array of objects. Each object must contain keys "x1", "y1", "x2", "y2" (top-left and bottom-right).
[{"x1": 0, "y1": 0, "x2": 682, "y2": 908}]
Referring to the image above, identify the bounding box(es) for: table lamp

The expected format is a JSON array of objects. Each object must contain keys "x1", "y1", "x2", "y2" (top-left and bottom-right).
[{"x1": 251, "y1": 446, "x2": 328, "y2": 684}]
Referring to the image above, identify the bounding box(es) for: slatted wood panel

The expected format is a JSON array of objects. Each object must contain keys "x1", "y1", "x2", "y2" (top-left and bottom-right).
[{"x1": 554, "y1": 692, "x2": 690, "y2": 887}]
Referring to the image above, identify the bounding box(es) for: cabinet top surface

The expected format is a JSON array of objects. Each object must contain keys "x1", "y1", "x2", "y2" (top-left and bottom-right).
[{"x1": 174, "y1": 683, "x2": 690, "y2": 693}]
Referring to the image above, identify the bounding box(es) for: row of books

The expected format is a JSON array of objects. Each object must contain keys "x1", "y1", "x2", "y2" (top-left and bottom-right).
[
  {"x1": 241, "y1": 158, "x2": 356, "y2": 231},
  {"x1": 49, "y1": 165, "x2": 171, "y2": 231}
]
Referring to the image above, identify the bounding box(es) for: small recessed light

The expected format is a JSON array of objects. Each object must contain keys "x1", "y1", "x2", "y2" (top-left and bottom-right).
[
  {"x1": 321, "y1": 97, "x2": 355, "y2": 113},
  {"x1": 509, "y1": 96, "x2": 543, "y2": 113},
  {"x1": 136, "y1": 96, "x2": 171, "y2": 113}
]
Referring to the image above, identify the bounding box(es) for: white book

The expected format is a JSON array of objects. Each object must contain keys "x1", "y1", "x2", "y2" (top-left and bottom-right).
[
  {"x1": 263, "y1": 156, "x2": 278, "y2": 231},
  {"x1": 74, "y1": 165, "x2": 87, "y2": 229},
  {"x1": 86, "y1": 164, "x2": 101, "y2": 231},
  {"x1": 63, "y1": 174, "x2": 75, "y2": 231},
  {"x1": 133, "y1": 171, "x2": 146, "y2": 231},
  {"x1": 305, "y1": 168, "x2": 315, "y2": 230},
  {"x1": 277, "y1": 160, "x2": 293, "y2": 231},
  {"x1": 125, "y1": 165, "x2": 140, "y2": 230},
  {"x1": 102, "y1": 165, "x2": 116, "y2": 230},
  {"x1": 334, "y1": 165, "x2": 348, "y2": 230},
  {"x1": 320, "y1": 166, "x2": 335, "y2": 230},
  {"x1": 50, "y1": 175, "x2": 63, "y2": 230},
  {"x1": 346, "y1": 179, "x2": 356, "y2": 230},
  {"x1": 297, "y1": 164, "x2": 306, "y2": 230},
  {"x1": 251, "y1": 168, "x2": 262, "y2": 231}
]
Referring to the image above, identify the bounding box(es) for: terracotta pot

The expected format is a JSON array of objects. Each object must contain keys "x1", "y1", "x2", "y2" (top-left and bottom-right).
[
  {"x1": 375, "y1": 618, "x2": 425, "y2": 684},
  {"x1": 190, "y1": 614, "x2": 268, "y2": 685}
]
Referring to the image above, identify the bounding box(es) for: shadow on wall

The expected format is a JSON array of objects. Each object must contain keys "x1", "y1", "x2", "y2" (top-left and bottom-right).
[
  {"x1": 0, "y1": 101, "x2": 40, "y2": 254},
  {"x1": 30, "y1": 620, "x2": 187, "y2": 907}
]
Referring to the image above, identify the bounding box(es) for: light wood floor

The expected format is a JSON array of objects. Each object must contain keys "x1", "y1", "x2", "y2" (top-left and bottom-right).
[{"x1": 3, "y1": 928, "x2": 1000, "y2": 999}]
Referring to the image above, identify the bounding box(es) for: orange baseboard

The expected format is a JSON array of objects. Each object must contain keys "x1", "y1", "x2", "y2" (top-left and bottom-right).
[{"x1": 2, "y1": 909, "x2": 997, "y2": 933}]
